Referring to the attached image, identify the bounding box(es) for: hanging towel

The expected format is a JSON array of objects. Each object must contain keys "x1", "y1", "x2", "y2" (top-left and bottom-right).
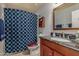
[{"x1": 0, "y1": 19, "x2": 5, "y2": 41}]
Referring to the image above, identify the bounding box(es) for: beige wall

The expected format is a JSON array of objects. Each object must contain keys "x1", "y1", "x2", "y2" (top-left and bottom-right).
[{"x1": 36, "y1": 3, "x2": 53, "y2": 36}]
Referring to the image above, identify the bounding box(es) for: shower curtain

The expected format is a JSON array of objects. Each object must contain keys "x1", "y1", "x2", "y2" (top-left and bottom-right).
[
  {"x1": 0, "y1": 19, "x2": 5, "y2": 41},
  {"x1": 4, "y1": 8, "x2": 37, "y2": 53}
]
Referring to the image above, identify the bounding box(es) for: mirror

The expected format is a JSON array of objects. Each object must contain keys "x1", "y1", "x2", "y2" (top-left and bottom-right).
[{"x1": 53, "y1": 3, "x2": 79, "y2": 30}]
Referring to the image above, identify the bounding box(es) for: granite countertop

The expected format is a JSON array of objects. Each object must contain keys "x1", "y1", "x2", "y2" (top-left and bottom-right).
[{"x1": 39, "y1": 35, "x2": 79, "y2": 52}]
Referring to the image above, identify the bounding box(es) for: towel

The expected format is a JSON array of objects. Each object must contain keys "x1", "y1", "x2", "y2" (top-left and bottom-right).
[{"x1": 0, "y1": 19, "x2": 5, "y2": 41}]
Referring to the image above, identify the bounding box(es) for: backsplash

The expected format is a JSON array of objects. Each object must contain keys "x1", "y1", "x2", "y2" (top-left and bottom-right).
[{"x1": 51, "y1": 30, "x2": 79, "y2": 40}]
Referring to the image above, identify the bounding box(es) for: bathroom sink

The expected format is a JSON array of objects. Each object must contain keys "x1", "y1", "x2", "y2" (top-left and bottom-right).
[{"x1": 51, "y1": 37, "x2": 71, "y2": 43}]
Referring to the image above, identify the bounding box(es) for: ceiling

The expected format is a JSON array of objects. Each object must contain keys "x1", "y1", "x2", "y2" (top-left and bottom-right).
[
  {"x1": 3, "y1": 3, "x2": 45, "y2": 12},
  {"x1": 0, "y1": 3, "x2": 63, "y2": 13},
  {"x1": 53, "y1": 3, "x2": 63, "y2": 9}
]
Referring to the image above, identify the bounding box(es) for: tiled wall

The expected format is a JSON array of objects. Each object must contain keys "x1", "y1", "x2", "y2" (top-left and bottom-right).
[{"x1": 4, "y1": 8, "x2": 37, "y2": 53}]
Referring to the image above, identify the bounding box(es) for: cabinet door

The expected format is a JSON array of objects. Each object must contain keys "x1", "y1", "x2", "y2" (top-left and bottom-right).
[
  {"x1": 42, "y1": 45, "x2": 54, "y2": 56},
  {"x1": 40, "y1": 44, "x2": 44, "y2": 56},
  {"x1": 54, "y1": 51, "x2": 63, "y2": 56}
]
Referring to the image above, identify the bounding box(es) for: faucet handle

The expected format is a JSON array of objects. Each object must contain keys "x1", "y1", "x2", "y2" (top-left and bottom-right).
[{"x1": 76, "y1": 33, "x2": 79, "y2": 38}]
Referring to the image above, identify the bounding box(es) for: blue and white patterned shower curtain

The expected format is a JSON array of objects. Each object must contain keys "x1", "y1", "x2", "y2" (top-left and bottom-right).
[
  {"x1": 0, "y1": 19, "x2": 5, "y2": 41},
  {"x1": 4, "y1": 8, "x2": 37, "y2": 53}
]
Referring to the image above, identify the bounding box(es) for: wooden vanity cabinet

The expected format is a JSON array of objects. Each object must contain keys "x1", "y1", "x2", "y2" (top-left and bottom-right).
[
  {"x1": 40, "y1": 37, "x2": 79, "y2": 56},
  {"x1": 40, "y1": 37, "x2": 63, "y2": 56}
]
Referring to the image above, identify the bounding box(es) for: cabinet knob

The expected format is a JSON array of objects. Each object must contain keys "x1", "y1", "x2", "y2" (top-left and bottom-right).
[{"x1": 49, "y1": 53, "x2": 52, "y2": 56}]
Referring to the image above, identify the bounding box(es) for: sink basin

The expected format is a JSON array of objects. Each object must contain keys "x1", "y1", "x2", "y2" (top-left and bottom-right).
[{"x1": 51, "y1": 37, "x2": 71, "y2": 43}]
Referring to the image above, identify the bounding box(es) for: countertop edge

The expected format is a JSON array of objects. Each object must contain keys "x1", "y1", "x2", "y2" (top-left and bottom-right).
[{"x1": 39, "y1": 36, "x2": 79, "y2": 52}]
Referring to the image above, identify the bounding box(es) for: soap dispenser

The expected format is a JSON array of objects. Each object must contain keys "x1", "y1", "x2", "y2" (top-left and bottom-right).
[
  {"x1": 76, "y1": 31, "x2": 79, "y2": 38},
  {"x1": 51, "y1": 32, "x2": 53, "y2": 37},
  {"x1": 51, "y1": 32, "x2": 55, "y2": 37}
]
